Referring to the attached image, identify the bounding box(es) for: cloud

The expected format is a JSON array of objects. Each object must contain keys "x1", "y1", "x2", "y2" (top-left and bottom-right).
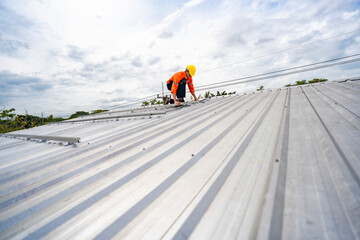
[
  {"x1": 0, "y1": 71, "x2": 51, "y2": 92},
  {"x1": 226, "y1": 33, "x2": 246, "y2": 46},
  {"x1": 0, "y1": 3, "x2": 33, "y2": 35},
  {"x1": 0, "y1": 0, "x2": 359, "y2": 116},
  {"x1": 151, "y1": 0, "x2": 206, "y2": 36},
  {"x1": 0, "y1": 71, "x2": 52, "y2": 107},
  {"x1": 67, "y1": 45, "x2": 87, "y2": 62},
  {"x1": 255, "y1": 38, "x2": 274, "y2": 45},
  {"x1": 131, "y1": 57, "x2": 143, "y2": 67},
  {"x1": 148, "y1": 57, "x2": 160, "y2": 65},
  {"x1": 159, "y1": 31, "x2": 174, "y2": 39},
  {"x1": 0, "y1": 37, "x2": 29, "y2": 55}
]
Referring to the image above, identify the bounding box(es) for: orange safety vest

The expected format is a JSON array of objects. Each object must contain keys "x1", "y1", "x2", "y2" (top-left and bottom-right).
[{"x1": 167, "y1": 71, "x2": 195, "y2": 94}]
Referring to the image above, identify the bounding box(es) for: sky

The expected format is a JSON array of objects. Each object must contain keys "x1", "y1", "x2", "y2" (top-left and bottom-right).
[{"x1": 0, "y1": 0, "x2": 359, "y2": 117}]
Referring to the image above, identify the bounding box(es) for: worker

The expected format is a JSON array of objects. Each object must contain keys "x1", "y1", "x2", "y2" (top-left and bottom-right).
[{"x1": 165, "y1": 65, "x2": 199, "y2": 106}]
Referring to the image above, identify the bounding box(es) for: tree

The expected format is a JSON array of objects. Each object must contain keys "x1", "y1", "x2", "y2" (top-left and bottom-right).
[
  {"x1": 47, "y1": 114, "x2": 54, "y2": 122},
  {"x1": 204, "y1": 91, "x2": 211, "y2": 98},
  {"x1": 150, "y1": 99, "x2": 157, "y2": 105},
  {"x1": 1, "y1": 108, "x2": 16, "y2": 120},
  {"x1": 69, "y1": 111, "x2": 90, "y2": 119},
  {"x1": 256, "y1": 86, "x2": 264, "y2": 91},
  {"x1": 285, "y1": 78, "x2": 328, "y2": 87},
  {"x1": 308, "y1": 78, "x2": 328, "y2": 83},
  {"x1": 295, "y1": 80, "x2": 307, "y2": 85},
  {"x1": 91, "y1": 109, "x2": 108, "y2": 114}
]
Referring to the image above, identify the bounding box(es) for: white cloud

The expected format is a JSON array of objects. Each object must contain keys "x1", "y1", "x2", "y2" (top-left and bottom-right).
[
  {"x1": 0, "y1": 0, "x2": 359, "y2": 116},
  {"x1": 343, "y1": 9, "x2": 359, "y2": 19}
]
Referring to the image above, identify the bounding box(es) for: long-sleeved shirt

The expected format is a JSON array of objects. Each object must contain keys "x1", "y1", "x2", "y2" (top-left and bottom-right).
[{"x1": 167, "y1": 71, "x2": 195, "y2": 94}]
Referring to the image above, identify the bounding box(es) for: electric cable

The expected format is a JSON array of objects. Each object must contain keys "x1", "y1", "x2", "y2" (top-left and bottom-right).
[
  {"x1": 196, "y1": 54, "x2": 360, "y2": 90},
  {"x1": 199, "y1": 29, "x2": 360, "y2": 74},
  {"x1": 195, "y1": 57, "x2": 360, "y2": 91},
  {"x1": 109, "y1": 54, "x2": 360, "y2": 109}
]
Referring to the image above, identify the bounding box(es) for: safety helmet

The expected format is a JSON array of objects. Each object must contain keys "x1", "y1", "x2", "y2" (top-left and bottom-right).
[{"x1": 186, "y1": 65, "x2": 196, "y2": 76}]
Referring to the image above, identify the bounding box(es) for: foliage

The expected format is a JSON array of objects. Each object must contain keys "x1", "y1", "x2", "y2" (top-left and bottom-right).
[
  {"x1": 91, "y1": 109, "x2": 109, "y2": 114},
  {"x1": 142, "y1": 98, "x2": 162, "y2": 107},
  {"x1": 69, "y1": 111, "x2": 90, "y2": 119},
  {"x1": 0, "y1": 108, "x2": 108, "y2": 133},
  {"x1": 0, "y1": 108, "x2": 57, "y2": 133},
  {"x1": 285, "y1": 78, "x2": 328, "y2": 87},
  {"x1": 204, "y1": 91, "x2": 216, "y2": 98},
  {"x1": 256, "y1": 86, "x2": 264, "y2": 91},
  {"x1": 1, "y1": 108, "x2": 16, "y2": 120},
  {"x1": 296, "y1": 80, "x2": 307, "y2": 85},
  {"x1": 204, "y1": 90, "x2": 235, "y2": 98},
  {"x1": 308, "y1": 78, "x2": 328, "y2": 84}
]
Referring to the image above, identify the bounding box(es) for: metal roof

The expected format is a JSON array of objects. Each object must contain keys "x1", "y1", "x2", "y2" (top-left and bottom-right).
[{"x1": 0, "y1": 80, "x2": 359, "y2": 239}]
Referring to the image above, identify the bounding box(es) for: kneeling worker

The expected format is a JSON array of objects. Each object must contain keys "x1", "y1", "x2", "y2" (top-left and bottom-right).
[{"x1": 166, "y1": 65, "x2": 199, "y2": 106}]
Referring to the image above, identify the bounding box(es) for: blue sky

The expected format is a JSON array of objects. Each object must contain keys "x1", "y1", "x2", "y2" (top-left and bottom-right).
[{"x1": 0, "y1": 0, "x2": 359, "y2": 117}]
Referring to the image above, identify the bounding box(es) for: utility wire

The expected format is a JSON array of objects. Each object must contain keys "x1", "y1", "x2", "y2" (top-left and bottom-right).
[
  {"x1": 196, "y1": 57, "x2": 360, "y2": 91},
  {"x1": 199, "y1": 29, "x2": 360, "y2": 74},
  {"x1": 109, "y1": 30, "x2": 360, "y2": 109},
  {"x1": 109, "y1": 54, "x2": 360, "y2": 109},
  {"x1": 107, "y1": 94, "x2": 160, "y2": 109},
  {"x1": 196, "y1": 54, "x2": 360, "y2": 90}
]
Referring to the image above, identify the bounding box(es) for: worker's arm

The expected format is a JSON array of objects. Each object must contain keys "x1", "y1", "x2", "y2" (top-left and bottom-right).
[
  {"x1": 191, "y1": 92, "x2": 199, "y2": 101},
  {"x1": 172, "y1": 93, "x2": 180, "y2": 106}
]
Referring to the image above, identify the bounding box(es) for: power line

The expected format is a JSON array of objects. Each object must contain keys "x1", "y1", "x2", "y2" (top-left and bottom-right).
[
  {"x1": 107, "y1": 94, "x2": 160, "y2": 109},
  {"x1": 196, "y1": 54, "x2": 360, "y2": 90},
  {"x1": 196, "y1": 57, "x2": 360, "y2": 91},
  {"x1": 199, "y1": 29, "x2": 360, "y2": 74},
  {"x1": 109, "y1": 54, "x2": 360, "y2": 109}
]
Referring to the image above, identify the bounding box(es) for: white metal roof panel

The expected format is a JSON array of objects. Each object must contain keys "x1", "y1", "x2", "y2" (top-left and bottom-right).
[{"x1": 0, "y1": 80, "x2": 359, "y2": 239}]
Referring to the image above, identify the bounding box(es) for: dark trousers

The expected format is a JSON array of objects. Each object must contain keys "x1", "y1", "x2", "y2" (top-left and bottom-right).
[{"x1": 167, "y1": 79, "x2": 186, "y2": 99}]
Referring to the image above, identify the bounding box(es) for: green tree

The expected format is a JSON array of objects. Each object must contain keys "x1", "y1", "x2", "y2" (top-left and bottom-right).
[
  {"x1": 1, "y1": 108, "x2": 16, "y2": 120},
  {"x1": 91, "y1": 109, "x2": 108, "y2": 114},
  {"x1": 256, "y1": 86, "x2": 264, "y2": 91},
  {"x1": 204, "y1": 91, "x2": 211, "y2": 98},
  {"x1": 295, "y1": 80, "x2": 307, "y2": 85},
  {"x1": 69, "y1": 111, "x2": 90, "y2": 119},
  {"x1": 308, "y1": 78, "x2": 328, "y2": 83}
]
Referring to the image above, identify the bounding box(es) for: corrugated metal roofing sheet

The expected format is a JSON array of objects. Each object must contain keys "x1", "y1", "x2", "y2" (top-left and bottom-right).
[{"x1": 0, "y1": 80, "x2": 359, "y2": 239}]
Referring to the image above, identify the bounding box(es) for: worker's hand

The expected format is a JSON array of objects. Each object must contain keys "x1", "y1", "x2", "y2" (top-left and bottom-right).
[{"x1": 175, "y1": 100, "x2": 180, "y2": 106}]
